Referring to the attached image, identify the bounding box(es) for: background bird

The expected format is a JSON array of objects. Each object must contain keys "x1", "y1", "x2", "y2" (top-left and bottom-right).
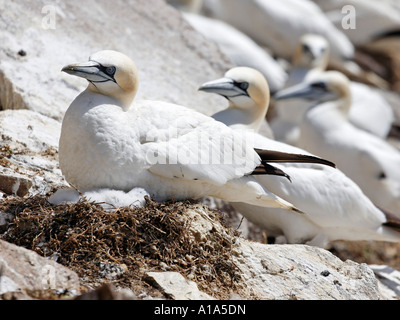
[
  {"x1": 199, "y1": 66, "x2": 400, "y2": 247},
  {"x1": 275, "y1": 71, "x2": 400, "y2": 216}
]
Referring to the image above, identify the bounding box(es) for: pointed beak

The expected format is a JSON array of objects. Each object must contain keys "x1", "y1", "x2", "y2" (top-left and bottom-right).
[
  {"x1": 274, "y1": 82, "x2": 321, "y2": 101},
  {"x1": 199, "y1": 77, "x2": 246, "y2": 97},
  {"x1": 62, "y1": 60, "x2": 114, "y2": 83}
]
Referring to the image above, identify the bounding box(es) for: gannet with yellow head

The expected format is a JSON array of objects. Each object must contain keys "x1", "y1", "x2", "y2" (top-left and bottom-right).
[
  {"x1": 59, "y1": 50, "x2": 333, "y2": 211},
  {"x1": 200, "y1": 67, "x2": 400, "y2": 247},
  {"x1": 275, "y1": 71, "x2": 400, "y2": 216},
  {"x1": 271, "y1": 34, "x2": 396, "y2": 145},
  {"x1": 200, "y1": 67, "x2": 270, "y2": 132},
  {"x1": 270, "y1": 34, "x2": 330, "y2": 145}
]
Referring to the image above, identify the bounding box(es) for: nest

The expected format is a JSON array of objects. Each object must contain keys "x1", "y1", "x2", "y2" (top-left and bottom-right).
[{"x1": 0, "y1": 194, "x2": 242, "y2": 299}]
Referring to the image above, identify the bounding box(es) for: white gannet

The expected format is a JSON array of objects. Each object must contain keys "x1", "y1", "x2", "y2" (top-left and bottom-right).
[
  {"x1": 202, "y1": 0, "x2": 354, "y2": 65},
  {"x1": 199, "y1": 66, "x2": 400, "y2": 247},
  {"x1": 313, "y1": 0, "x2": 400, "y2": 46},
  {"x1": 270, "y1": 34, "x2": 396, "y2": 145},
  {"x1": 49, "y1": 187, "x2": 150, "y2": 211},
  {"x1": 59, "y1": 50, "x2": 331, "y2": 212},
  {"x1": 182, "y1": 12, "x2": 287, "y2": 94},
  {"x1": 270, "y1": 34, "x2": 329, "y2": 145},
  {"x1": 274, "y1": 71, "x2": 400, "y2": 216}
]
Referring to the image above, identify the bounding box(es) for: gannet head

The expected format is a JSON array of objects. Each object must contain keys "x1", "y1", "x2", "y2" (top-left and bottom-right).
[
  {"x1": 199, "y1": 67, "x2": 270, "y2": 112},
  {"x1": 274, "y1": 71, "x2": 351, "y2": 113},
  {"x1": 292, "y1": 34, "x2": 330, "y2": 70},
  {"x1": 62, "y1": 50, "x2": 138, "y2": 110}
]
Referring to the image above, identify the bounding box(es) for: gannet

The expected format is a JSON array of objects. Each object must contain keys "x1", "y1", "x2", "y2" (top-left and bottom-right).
[
  {"x1": 270, "y1": 34, "x2": 329, "y2": 145},
  {"x1": 274, "y1": 71, "x2": 400, "y2": 216},
  {"x1": 59, "y1": 50, "x2": 330, "y2": 212},
  {"x1": 202, "y1": 0, "x2": 354, "y2": 65},
  {"x1": 270, "y1": 34, "x2": 396, "y2": 145},
  {"x1": 313, "y1": 0, "x2": 400, "y2": 46},
  {"x1": 199, "y1": 66, "x2": 400, "y2": 247}
]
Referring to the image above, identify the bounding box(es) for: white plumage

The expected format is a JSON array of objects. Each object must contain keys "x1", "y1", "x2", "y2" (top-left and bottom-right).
[
  {"x1": 203, "y1": 0, "x2": 354, "y2": 64},
  {"x1": 59, "y1": 50, "x2": 308, "y2": 211},
  {"x1": 275, "y1": 71, "x2": 400, "y2": 216},
  {"x1": 200, "y1": 66, "x2": 400, "y2": 247},
  {"x1": 271, "y1": 34, "x2": 396, "y2": 145}
]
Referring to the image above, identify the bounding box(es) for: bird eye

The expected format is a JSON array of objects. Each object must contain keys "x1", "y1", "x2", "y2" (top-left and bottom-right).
[
  {"x1": 311, "y1": 82, "x2": 326, "y2": 89},
  {"x1": 239, "y1": 82, "x2": 249, "y2": 90},
  {"x1": 302, "y1": 44, "x2": 310, "y2": 52},
  {"x1": 105, "y1": 66, "x2": 116, "y2": 76}
]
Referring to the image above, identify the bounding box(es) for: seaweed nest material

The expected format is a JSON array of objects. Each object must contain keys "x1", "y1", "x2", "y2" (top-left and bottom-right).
[{"x1": 0, "y1": 194, "x2": 242, "y2": 299}]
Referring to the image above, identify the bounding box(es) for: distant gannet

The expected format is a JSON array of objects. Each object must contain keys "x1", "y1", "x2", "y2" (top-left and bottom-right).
[
  {"x1": 270, "y1": 34, "x2": 396, "y2": 145},
  {"x1": 274, "y1": 71, "x2": 400, "y2": 216},
  {"x1": 313, "y1": 0, "x2": 400, "y2": 46},
  {"x1": 202, "y1": 0, "x2": 354, "y2": 65},
  {"x1": 59, "y1": 50, "x2": 329, "y2": 212},
  {"x1": 199, "y1": 67, "x2": 400, "y2": 247},
  {"x1": 270, "y1": 34, "x2": 329, "y2": 145}
]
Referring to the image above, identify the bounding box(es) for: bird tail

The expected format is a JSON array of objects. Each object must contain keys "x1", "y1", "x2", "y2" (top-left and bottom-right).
[
  {"x1": 226, "y1": 177, "x2": 304, "y2": 214},
  {"x1": 254, "y1": 149, "x2": 336, "y2": 168}
]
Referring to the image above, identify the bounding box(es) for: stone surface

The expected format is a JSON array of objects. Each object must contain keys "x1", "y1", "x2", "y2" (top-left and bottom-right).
[
  {"x1": 0, "y1": 109, "x2": 67, "y2": 196},
  {"x1": 0, "y1": 240, "x2": 80, "y2": 295},
  {"x1": 233, "y1": 241, "x2": 381, "y2": 300},
  {"x1": 0, "y1": 0, "x2": 231, "y2": 121},
  {"x1": 183, "y1": 205, "x2": 384, "y2": 300},
  {"x1": 145, "y1": 271, "x2": 215, "y2": 300}
]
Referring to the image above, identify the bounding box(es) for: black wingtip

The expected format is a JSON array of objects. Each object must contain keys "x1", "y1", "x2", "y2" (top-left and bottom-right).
[
  {"x1": 378, "y1": 206, "x2": 400, "y2": 231},
  {"x1": 252, "y1": 162, "x2": 292, "y2": 182},
  {"x1": 254, "y1": 148, "x2": 336, "y2": 168}
]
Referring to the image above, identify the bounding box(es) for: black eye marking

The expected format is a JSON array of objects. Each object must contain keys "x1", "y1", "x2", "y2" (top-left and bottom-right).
[
  {"x1": 105, "y1": 66, "x2": 116, "y2": 76},
  {"x1": 378, "y1": 171, "x2": 386, "y2": 180},
  {"x1": 311, "y1": 81, "x2": 326, "y2": 90},
  {"x1": 89, "y1": 59, "x2": 117, "y2": 82},
  {"x1": 239, "y1": 81, "x2": 249, "y2": 90},
  {"x1": 302, "y1": 43, "x2": 310, "y2": 53},
  {"x1": 233, "y1": 81, "x2": 250, "y2": 95}
]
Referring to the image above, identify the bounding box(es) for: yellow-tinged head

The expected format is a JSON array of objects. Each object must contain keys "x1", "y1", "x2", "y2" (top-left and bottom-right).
[{"x1": 62, "y1": 50, "x2": 138, "y2": 110}]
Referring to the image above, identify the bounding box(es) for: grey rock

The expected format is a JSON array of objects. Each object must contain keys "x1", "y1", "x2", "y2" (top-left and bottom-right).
[
  {"x1": 0, "y1": 109, "x2": 67, "y2": 196},
  {"x1": 0, "y1": 240, "x2": 80, "y2": 296},
  {"x1": 0, "y1": 173, "x2": 32, "y2": 197},
  {"x1": 145, "y1": 271, "x2": 216, "y2": 300},
  {"x1": 233, "y1": 240, "x2": 382, "y2": 300},
  {"x1": 0, "y1": 0, "x2": 231, "y2": 121},
  {"x1": 184, "y1": 205, "x2": 384, "y2": 300}
]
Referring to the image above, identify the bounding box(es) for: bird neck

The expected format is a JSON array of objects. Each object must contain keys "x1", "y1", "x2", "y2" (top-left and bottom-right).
[
  {"x1": 87, "y1": 83, "x2": 136, "y2": 111},
  {"x1": 228, "y1": 100, "x2": 268, "y2": 132}
]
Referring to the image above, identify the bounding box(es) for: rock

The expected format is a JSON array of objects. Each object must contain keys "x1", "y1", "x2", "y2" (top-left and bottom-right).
[
  {"x1": 0, "y1": 173, "x2": 32, "y2": 196},
  {"x1": 0, "y1": 240, "x2": 80, "y2": 296},
  {"x1": 183, "y1": 205, "x2": 384, "y2": 300},
  {"x1": 75, "y1": 283, "x2": 137, "y2": 300},
  {"x1": 0, "y1": 0, "x2": 231, "y2": 121},
  {"x1": 145, "y1": 271, "x2": 215, "y2": 300},
  {"x1": 0, "y1": 109, "x2": 60, "y2": 153},
  {"x1": 233, "y1": 241, "x2": 382, "y2": 300},
  {"x1": 0, "y1": 109, "x2": 67, "y2": 196}
]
